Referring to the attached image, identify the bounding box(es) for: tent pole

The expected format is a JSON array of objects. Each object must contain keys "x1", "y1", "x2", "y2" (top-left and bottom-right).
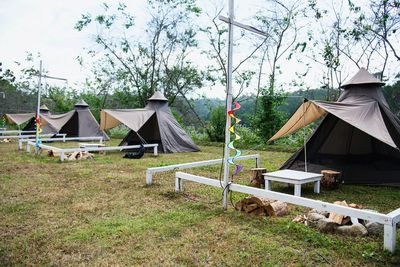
[
  {"x1": 303, "y1": 99, "x2": 308, "y2": 172},
  {"x1": 222, "y1": 0, "x2": 234, "y2": 210}
]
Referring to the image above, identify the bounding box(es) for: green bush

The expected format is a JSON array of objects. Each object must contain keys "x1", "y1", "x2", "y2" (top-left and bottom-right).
[
  {"x1": 107, "y1": 125, "x2": 130, "y2": 139},
  {"x1": 185, "y1": 126, "x2": 209, "y2": 142},
  {"x1": 208, "y1": 105, "x2": 226, "y2": 142},
  {"x1": 235, "y1": 126, "x2": 262, "y2": 148},
  {"x1": 274, "y1": 123, "x2": 316, "y2": 148}
]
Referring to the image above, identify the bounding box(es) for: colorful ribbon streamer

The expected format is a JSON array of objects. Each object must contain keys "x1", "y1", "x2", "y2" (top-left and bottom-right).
[
  {"x1": 227, "y1": 101, "x2": 243, "y2": 175},
  {"x1": 35, "y1": 115, "x2": 42, "y2": 147}
]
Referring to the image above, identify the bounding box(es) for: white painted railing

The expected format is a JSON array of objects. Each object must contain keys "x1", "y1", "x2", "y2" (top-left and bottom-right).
[
  {"x1": 19, "y1": 136, "x2": 104, "y2": 150},
  {"x1": 2, "y1": 133, "x2": 65, "y2": 140},
  {"x1": 0, "y1": 130, "x2": 37, "y2": 135},
  {"x1": 146, "y1": 154, "x2": 260, "y2": 185},
  {"x1": 26, "y1": 141, "x2": 158, "y2": 161},
  {"x1": 174, "y1": 171, "x2": 400, "y2": 253}
]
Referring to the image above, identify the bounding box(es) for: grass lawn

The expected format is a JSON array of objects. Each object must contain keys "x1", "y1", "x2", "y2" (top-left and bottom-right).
[{"x1": 1, "y1": 139, "x2": 400, "y2": 266}]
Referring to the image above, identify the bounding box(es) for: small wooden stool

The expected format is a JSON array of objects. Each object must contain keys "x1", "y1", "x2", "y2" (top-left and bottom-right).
[
  {"x1": 250, "y1": 168, "x2": 267, "y2": 188},
  {"x1": 320, "y1": 170, "x2": 341, "y2": 189}
]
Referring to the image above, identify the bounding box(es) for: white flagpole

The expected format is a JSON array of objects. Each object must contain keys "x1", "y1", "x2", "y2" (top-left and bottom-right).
[
  {"x1": 35, "y1": 60, "x2": 42, "y2": 152},
  {"x1": 222, "y1": 0, "x2": 234, "y2": 210}
]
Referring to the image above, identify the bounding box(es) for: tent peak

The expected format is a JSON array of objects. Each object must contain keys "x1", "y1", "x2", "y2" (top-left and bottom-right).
[
  {"x1": 74, "y1": 99, "x2": 89, "y2": 107},
  {"x1": 341, "y1": 68, "x2": 385, "y2": 88},
  {"x1": 148, "y1": 91, "x2": 168, "y2": 101},
  {"x1": 40, "y1": 104, "x2": 49, "y2": 111}
]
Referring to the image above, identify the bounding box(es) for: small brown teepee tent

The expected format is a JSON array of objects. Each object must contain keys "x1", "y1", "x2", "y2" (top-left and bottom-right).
[
  {"x1": 270, "y1": 68, "x2": 400, "y2": 185},
  {"x1": 21, "y1": 105, "x2": 58, "y2": 134},
  {"x1": 100, "y1": 91, "x2": 199, "y2": 153},
  {"x1": 43, "y1": 100, "x2": 109, "y2": 139}
]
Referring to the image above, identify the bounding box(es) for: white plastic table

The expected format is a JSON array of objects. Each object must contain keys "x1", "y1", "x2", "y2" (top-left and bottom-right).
[{"x1": 263, "y1": 169, "x2": 322, "y2": 197}]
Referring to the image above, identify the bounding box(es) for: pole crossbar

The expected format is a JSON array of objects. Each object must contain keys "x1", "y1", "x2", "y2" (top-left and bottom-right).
[{"x1": 219, "y1": 15, "x2": 270, "y2": 37}]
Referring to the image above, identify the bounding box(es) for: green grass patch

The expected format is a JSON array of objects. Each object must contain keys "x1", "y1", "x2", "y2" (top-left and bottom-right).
[
  {"x1": 1, "y1": 140, "x2": 400, "y2": 266},
  {"x1": 0, "y1": 202, "x2": 34, "y2": 214}
]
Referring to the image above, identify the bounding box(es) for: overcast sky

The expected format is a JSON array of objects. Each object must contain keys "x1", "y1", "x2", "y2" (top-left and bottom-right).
[{"x1": 1, "y1": 0, "x2": 398, "y2": 99}]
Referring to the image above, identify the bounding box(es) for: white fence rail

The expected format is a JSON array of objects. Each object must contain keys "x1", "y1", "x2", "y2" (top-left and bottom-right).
[
  {"x1": 26, "y1": 141, "x2": 158, "y2": 161},
  {"x1": 1, "y1": 133, "x2": 66, "y2": 140},
  {"x1": 174, "y1": 171, "x2": 400, "y2": 253},
  {"x1": 19, "y1": 136, "x2": 104, "y2": 150},
  {"x1": 0, "y1": 130, "x2": 37, "y2": 135},
  {"x1": 146, "y1": 154, "x2": 260, "y2": 185}
]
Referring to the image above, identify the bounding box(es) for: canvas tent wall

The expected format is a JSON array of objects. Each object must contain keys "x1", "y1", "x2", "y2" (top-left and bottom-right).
[
  {"x1": 21, "y1": 105, "x2": 58, "y2": 134},
  {"x1": 4, "y1": 113, "x2": 35, "y2": 127},
  {"x1": 101, "y1": 91, "x2": 199, "y2": 153},
  {"x1": 270, "y1": 68, "x2": 400, "y2": 184},
  {"x1": 44, "y1": 100, "x2": 109, "y2": 139}
]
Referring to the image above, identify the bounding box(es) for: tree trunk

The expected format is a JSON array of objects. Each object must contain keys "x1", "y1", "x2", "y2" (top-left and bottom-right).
[
  {"x1": 320, "y1": 170, "x2": 341, "y2": 189},
  {"x1": 250, "y1": 168, "x2": 267, "y2": 188}
]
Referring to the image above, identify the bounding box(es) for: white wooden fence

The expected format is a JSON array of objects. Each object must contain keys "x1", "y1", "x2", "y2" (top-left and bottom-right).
[
  {"x1": 26, "y1": 141, "x2": 158, "y2": 161},
  {"x1": 146, "y1": 154, "x2": 260, "y2": 185},
  {"x1": 19, "y1": 136, "x2": 104, "y2": 150},
  {"x1": 1, "y1": 133, "x2": 66, "y2": 140},
  {"x1": 0, "y1": 130, "x2": 36, "y2": 135},
  {"x1": 174, "y1": 171, "x2": 400, "y2": 253}
]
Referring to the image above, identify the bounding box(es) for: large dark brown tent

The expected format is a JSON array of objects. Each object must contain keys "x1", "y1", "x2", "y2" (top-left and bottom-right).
[
  {"x1": 270, "y1": 68, "x2": 400, "y2": 184},
  {"x1": 100, "y1": 91, "x2": 199, "y2": 153}
]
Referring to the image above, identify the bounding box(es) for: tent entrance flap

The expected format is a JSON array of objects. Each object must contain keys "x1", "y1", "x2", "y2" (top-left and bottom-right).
[{"x1": 269, "y1": 101, "x2": 326, "y2": 142}]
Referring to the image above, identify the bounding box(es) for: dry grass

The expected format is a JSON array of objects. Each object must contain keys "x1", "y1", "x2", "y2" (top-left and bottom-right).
[{"x1": 1, "y1": 140, "x2": 400, "y2": 266}]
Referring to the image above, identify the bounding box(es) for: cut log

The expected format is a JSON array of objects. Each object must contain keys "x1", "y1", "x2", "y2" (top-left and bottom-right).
[
  {"x1": 269, "y1": 201, "x2": 288, "y2": 216},
  {"x1": 67, "y1": 151, "x2": 80, "y2": 160},
  {"x1": 292, "y1": 214, "x2": 307, "y2": 224},
  {"x1": 320, "y1": 170, "x2": 341, "y2": 189},
  {"x1": 48, "y1": 150, "x2": 60, "y2": 157},
  {"x1": 250, "y1": 168, "x2": 267, "y2": 188},
  {"x1": 235, "y1": 196, "x2": 288, "y2": 217},
  {"x1": 243, "y1": 203, "x2": 259, "y2": 213},
  {"x1": 250, "y1": 207, "x2": 267, "y2": 216},
  {"x1": 328, "y1": 200, "x2": 348, "y2": 224}
]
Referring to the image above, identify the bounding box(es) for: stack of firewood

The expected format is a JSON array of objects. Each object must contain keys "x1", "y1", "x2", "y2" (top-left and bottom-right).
[
  {"x1": 66, "y1": 151, "x2": 94, "y2": 161},
  {"x1": 293, "y1": 200, "x2": 383, "y2": 236},
  {"x1": 235, "y1": 196, "x2": 289, "y2": 217},
  {"x1": 48, "y1": 150, "x2": 94, "y2": 161}
]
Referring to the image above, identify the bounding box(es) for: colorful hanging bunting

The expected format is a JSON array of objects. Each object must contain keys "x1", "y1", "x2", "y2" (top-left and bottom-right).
[
  {"x1": 35, "y1": 115, "x2": 42, "y2": 147},
  {"x1": 227, "y1": 101, "x2": 243, "y2": 175}
]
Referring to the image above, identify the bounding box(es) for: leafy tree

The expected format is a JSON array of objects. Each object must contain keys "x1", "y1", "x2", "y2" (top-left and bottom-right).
[
  {"x1": 208, "y1": 105, "x2": 226, "y2": 142},
  {"x1": 253, "y1": 87, "x2": 286, "y2": 141},
  {"x1": 75, "y1": 1, "x2": 203, "y2": 107},
  {"x1": 383, "y1": 80, "x2": 400, "y2": 117}
]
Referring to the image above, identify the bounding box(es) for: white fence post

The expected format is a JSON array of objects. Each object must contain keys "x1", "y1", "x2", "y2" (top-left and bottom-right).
[
  {"x1": 175, "y1": 175, "x2": 182, "y2": 192},
  {"x1": 146, "y1": 171, "x2": 153, "y2": 185},
  {"x1": 384, "y1": 224, "x2": 397, "y2": 253}
]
